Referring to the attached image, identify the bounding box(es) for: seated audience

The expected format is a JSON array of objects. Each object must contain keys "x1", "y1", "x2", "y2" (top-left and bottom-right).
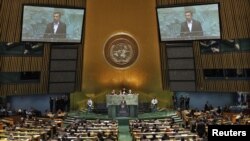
[{"x1": 161, "y1": 133, "x2": 170, "y2": 140}]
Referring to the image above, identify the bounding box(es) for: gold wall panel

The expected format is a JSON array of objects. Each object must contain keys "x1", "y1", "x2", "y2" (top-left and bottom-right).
[{"x1": 83, "y1": 0, "x2": 162, "y2": 93}]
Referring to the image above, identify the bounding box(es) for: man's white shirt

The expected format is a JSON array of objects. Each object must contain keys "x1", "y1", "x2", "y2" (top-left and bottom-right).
[
  {"x1": 151, "y1": 98, "x2": 158, "y2": 105},
  {"x1": 187, "y1": 20, "x2": 193, "y2": 32},
  {"x1": 53, "y1": 23, "x2": 59, "y2": 33},
  {"x1": 87, "y1": 99, "x2": 93, "y2": 107}
]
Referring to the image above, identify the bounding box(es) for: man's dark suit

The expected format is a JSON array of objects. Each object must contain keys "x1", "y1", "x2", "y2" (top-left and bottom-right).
[
  {"x1": 180, "y1": 19, "x2": 203, "y2": 37},
  {"x1": 196, "y1": 120, "x2": 206, "y2": 138},
  {"x1": 44, "y1": 22, "x2": 66, "y2": 38}
]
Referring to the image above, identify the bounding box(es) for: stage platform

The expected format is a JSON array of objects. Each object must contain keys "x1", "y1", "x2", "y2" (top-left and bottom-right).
[{"x1": 66, "y1": 110, "x2": 177, "y2": 125}]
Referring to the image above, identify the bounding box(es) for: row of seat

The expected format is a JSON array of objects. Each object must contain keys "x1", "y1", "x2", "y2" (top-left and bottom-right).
[
  {"x1": 129, "y1": 114, "x2": 198, "y2": 141},
  {"x1": 57, "y1": 117, "x2": 119, "y2": 141}
]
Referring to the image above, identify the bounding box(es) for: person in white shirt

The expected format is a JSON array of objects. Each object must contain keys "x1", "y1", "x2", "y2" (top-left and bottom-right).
[
  {"x1": 180, "y1": 10, "x2": 203, "y2": 38},
  {"x1": 44, "y1": 11, "x2": 66, "y2": 39},
  {"x1": 122, "y1": 88, "x2": 127, "y2": 94},
  {"x1": 128, "y1": 89, "x2": 132, "y2": 94},
  {"x1": 111, "y1": 89, "x2": 116, "y2": 95},
  {"x1": 151, "y1": 97, "x2": 158, "y2": 112},
  {"x1": 87, "y1": 98, "x2": 93, "y2": 113}
]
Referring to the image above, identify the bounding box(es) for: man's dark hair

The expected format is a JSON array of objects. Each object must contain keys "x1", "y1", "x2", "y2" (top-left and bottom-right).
[
  {"x1": 53, "y1": 11, "x2": 61, "y2": 17},
  {"x1": 185, "y1": 10, "x2": 193, "y2": 15}
]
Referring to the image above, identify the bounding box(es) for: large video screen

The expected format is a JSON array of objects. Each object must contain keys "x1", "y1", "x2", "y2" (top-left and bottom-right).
[
  {"x1": 157, "y1": 3, "x2": 221, "y2": 41},
  {"x1": 21, "y1": 5, "x2": 85, "y2": 43}
]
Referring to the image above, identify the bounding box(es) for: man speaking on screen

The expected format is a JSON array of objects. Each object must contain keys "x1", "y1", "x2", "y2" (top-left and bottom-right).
[
  {"x1": 180, "y1": 10, "x2": 203, "y2": 38},
  {"x1": 44, "y1": 11, "x2": 66, "y2": 39}
]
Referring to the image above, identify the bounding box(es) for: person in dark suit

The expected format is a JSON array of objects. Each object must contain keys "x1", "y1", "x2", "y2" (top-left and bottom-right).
[
  {"x1": 49, "y1": 97, "x2": 54, "y2": 113},
  {"x1": 196, "y1": 119, "x2": 206, "y2": 138},
  {"x1": 44, "y1": 11, "x2": 66, "y2": 39},
  {"x1": 161, "y1": 133, "x2": 170, "y2": 140},
  {"x1": 180, "y1": 10, "x2": 203, "y2": 38},
  {"x1": 118, "y1": 97, "x2": 128, "y2": 116}
]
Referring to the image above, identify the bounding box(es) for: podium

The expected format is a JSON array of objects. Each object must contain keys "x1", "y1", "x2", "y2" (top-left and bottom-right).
[{"x1": 106, "y1": 94, "x2": 138, "y2": 118}]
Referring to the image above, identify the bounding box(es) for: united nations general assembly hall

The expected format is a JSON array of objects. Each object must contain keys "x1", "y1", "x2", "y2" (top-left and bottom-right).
[{"x1": 0, "y1": 0, "x2": 250, "y2": 141}]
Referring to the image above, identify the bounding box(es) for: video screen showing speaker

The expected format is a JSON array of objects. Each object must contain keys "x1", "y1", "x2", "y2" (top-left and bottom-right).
[
  {"x1": 156, "y1": 3, "x2": 221, "y2": 41},
  {"x1": 21, "y1": 5, "x2": 85, "y2": 43}
]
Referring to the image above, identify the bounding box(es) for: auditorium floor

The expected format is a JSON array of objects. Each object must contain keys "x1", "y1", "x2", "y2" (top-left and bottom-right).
[{"x1": 119, "y1": 125, "x2": 132, "y2": 141}]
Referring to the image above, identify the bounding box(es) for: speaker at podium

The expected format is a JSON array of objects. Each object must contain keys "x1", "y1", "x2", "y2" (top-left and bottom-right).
[{"x1": 106, "y1": 94, "x2": 138, "y2": 118}]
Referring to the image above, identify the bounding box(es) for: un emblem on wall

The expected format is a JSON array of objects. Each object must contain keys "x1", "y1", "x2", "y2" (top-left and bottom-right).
[{"x1": 104, "y1": 34, "x2": 139, "y2": 68}]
